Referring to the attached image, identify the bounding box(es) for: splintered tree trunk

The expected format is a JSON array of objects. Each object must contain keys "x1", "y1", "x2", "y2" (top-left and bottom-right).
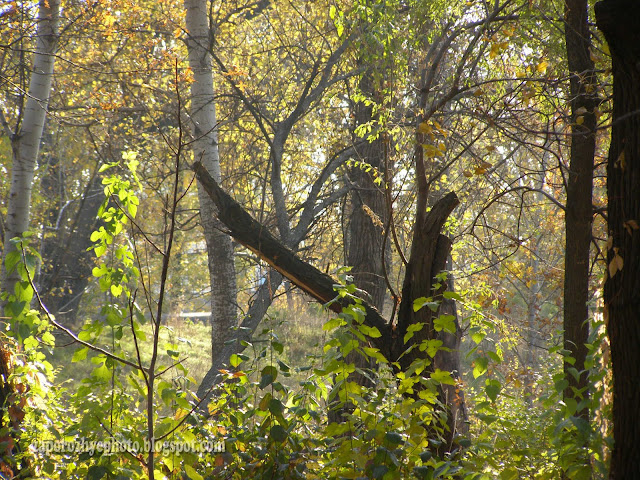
[
  {"x1": 563, "y1": 0, "x2": 597, "y2": 421},
  {"x1": 595, "y1": 2, "x2": 640, "y2": 478},
  {"x1": 184, "y1": 0, "x2": 238, "y2": 359},
  {"x1": 193, "y1": 163, "x2": 466, "y2": 452}
]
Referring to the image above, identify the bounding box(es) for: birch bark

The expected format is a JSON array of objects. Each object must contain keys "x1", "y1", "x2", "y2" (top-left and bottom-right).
[
  {"x1": 184, "y1": 0, "x2": 238, "y2": 358},
  {"x1": 1, "y1": 0, "x2": 61, "y2": 306}
]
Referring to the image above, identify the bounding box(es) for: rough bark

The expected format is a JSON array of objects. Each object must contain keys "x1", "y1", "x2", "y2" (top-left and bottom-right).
[
  {"x1": 184, "y1": 0, "x2": 238, "y2": 359},
  {"x1": 347, "y1": 74, "x2": 389, "y2": 311},
  {"x1": 563, "y1": 0, "x2": 597, "y2": 421},
  {"x1": 595, "y1": 2, "x2": 640, "y2": 478}
]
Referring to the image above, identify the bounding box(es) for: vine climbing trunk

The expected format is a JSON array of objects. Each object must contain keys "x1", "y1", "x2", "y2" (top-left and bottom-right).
[
  {"x1": 184, "y1": 0, "x2": 238, "y2": 361},
  {"x1": 595, "y1": 2, "x2": 640, "y2": 478}
]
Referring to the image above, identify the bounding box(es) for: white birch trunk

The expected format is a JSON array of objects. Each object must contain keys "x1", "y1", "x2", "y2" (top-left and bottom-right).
[
  {"x1": 1, "y1": 0, "x2": 61, "y2": 305},
  {"x1": 184, "y1": 0, "x2": 238, "y2": 359}
]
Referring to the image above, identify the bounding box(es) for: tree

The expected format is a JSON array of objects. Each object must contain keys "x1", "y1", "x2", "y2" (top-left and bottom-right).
[
  {"x1": 1, "y1": 0, "x2": 61, "y2": 302},
  {"x1": 562, "y1": 0, "x2": 598, "y2": 424},
  {"x1": 0, "y1": 0, "x2": 60, "y2": 474},
  {"x1": 595, "y1": 1, "x2": 640, "y2": 478},
  {"x1": 184, "y1": 0, "x2": 239, "y2": 360},
  {"x1": 194, "y1": 159, "x2": 466, "y2": 451}
]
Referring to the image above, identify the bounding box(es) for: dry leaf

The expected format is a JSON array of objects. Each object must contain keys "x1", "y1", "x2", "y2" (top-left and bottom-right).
[{"x1": 624, "y1": 219, "x2": 639, "y2": 235}]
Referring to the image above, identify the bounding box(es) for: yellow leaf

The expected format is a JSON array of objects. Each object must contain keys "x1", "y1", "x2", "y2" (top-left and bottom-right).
[
  {"x1": 422, "y1": 144, "x2": 442, "y2": 158},
  {"x1": 417, "y1": 122, "x2": 432, "y2": 135},
  {"x1": 608, "y1": 258, "x2": 618, "y2": 278},
  {"x1": 463, "y1": 170, "x2": 473, "y2": 178},
  {"x1": 536, "y1": 60, "x2": 548, "y2": 74},
  {"x1": 615, "y1": 151, "x2": 626, "y2": 170},
  {"x1": 576, "y1": 116, "x2": 584, "y2": 125},
  {"x1": 474, "y1": 166, "x2": 487, "y2": 175},
  {"x1": 609, "y1": 248, "x2": 624, "y2": 278}
]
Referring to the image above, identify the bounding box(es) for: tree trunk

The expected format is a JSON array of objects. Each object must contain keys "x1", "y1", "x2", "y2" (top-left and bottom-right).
[
  {"x1": 347, "y1": 75, "x2": 389, "y2": 311},
  {"x1": 1, "y1": 0, "x2": 60, "y2": 304},
  {"x1": 594, "y1": 2, "x2": 640, "y2": 478},
  {"x1": 184, "y1": 0, "x2": 238, "y2": 360},
  {"x1": 39, "y1": 169, "x2": 104, "y2": 326},
  {"x1": 563, "y1": 0, "x2": 597, "y2": 422},
  {"x1": 0, "y1": 0, "x2": 60, "y2": 475}
]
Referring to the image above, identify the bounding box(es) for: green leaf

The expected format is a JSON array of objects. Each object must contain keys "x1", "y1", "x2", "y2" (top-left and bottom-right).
[
  {"x1": 443, "y1": 291, "x2": 462, "y2": 301},
  {"x1": 87, "y1": 465, "x2": 108, "y2": 480},
  {"x1": 487, "y1": 351, "x2": 502, "y2": 363},
  {"x1": 277, "y1": 360, "x2": 290, "y2": 372},
  {"x1": 485, "y1": 379, "x2": 501, "y2": 402},
  {"x1": 358, "y1": 325, "x2": 382, "y2": 338},
  {"x1": 384, "y1": 431, "x2": 404, "y2": 446},
  {"x1": 323, "y1": 317, "x2": 346, "y2": 331},
  {"x1": 268, "y1": 398, "x2": 284, "y2": 416},
  {"x1": 4, "y1": 251, "x2": 21, "y2": 274},
  {"x1": 433, "y1": 314, "x2": 456, "y2": 333},
  {"x1": 499, "y1": 468, "x2": 519, "y2": 480},
  {"x1": 184, "y1": 465, "x2": 204, "y2": 480},
  {"x1": 110, "y1": 283, "x2": 123, "y2": 297},
  {"x1": 431, "y1": 369, "x2": 456, "y2": 385},
  {"x1": 404, "y1": 322, "x2": 424, "y2": 344},
  {"x1": 471, "y1": 330, "x2": 485, "y2": 344},
  {"x1": 72, "y1": 347, "x2": 89, "y2": 362},
  {"x1": 473, "y1": 357, "x2": 489, "y2": 378},
  {"x1": 259, "y1": 365, "x2": 278, "y2": 389},
  {"x1": 272, "y1": 341, "x2": 284, "y2": 354},
  {"x1": 94, "y1": 242, "x2": 107, "y2": 257},
  {"x1": 258, "y1": 392, "x2": 272, "y2": 411},
  {"x1": 229, "y1": 353, "x2": 242, "y2": 368},
  {"x1": 92, "y1": 363, "x2": 111, "y2": 381},
  {"x1": 413, "y1": 297, "x2": 439, "y2": 312},
  {"x1": 270, "y1": 424, "x2": 287, "y2": 443}
]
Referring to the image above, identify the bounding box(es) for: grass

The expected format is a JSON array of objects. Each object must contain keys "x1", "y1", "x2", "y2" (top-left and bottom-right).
[{"x1": 46, "y1": 300, "x2": 330, "y2": 396}]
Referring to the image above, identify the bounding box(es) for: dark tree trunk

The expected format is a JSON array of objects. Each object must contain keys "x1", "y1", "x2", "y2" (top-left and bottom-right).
[
  {"x1": 39, "y1": 167, "x2": 104, "y2": 326},
  {"x1": 347, "y1": 74, "x2": 389, "y2": 312},
  {"x1": 595, "y1": 2, "x2": 640, "y2": 478},
  {"x1": 562, "y1": 0, "x2": 597, "y2": 419}
]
